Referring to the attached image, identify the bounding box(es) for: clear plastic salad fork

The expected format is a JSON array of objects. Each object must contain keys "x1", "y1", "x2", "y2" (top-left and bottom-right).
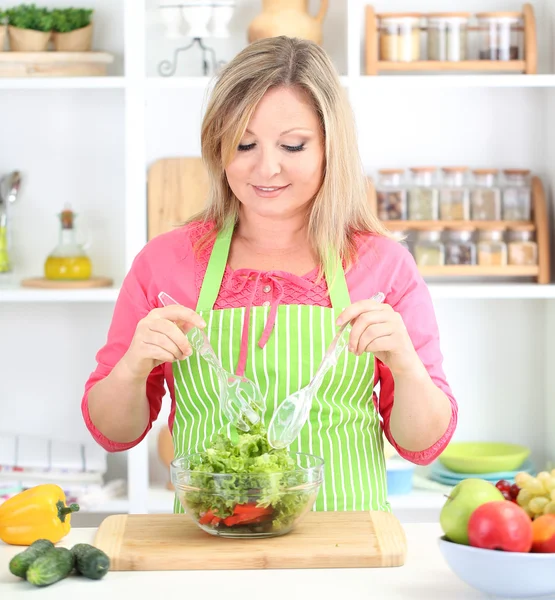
[
  {"x1": 267, "y1": 292, "x2": 385, "y2": 449},
  {"x1": 158, "y1": 291, "x2": 264, "y2": 432}
]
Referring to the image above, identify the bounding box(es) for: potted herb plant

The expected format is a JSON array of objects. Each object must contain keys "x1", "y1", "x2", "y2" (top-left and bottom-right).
[
  {"x1": 52, "y1": 8, "x2": 93, "y2": 51},
  {"x1": 6, "y1": 4, "x2": 53, "y2": 52}
]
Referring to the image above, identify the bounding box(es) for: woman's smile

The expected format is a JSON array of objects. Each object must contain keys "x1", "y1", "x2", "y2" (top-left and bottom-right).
[{"x1": 251, "y1": 184, "x2": 291, "y2": 198}]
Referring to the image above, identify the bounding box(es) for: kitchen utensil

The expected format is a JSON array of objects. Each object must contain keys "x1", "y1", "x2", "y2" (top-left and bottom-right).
[
  {"x1": 158, "y1": 291, "x2": 264, "y2": 431},
  {"x1": 147, "y1": 158, "x2": 210, "y2": 241},
  {"x1": 438, "y1": 441, "x2": 530, "y2": 474},
  {"x1": 93, "y1": 510, "x2": 406, "y2": 570},
  {"x1": 171, "y1": 451, "x2": 323, "y2": 538},
  {"x1": 268, "y1": 291, "x2": 385, "y2": 449},
  {"x1": 439, "y1": 536, "x2": 555, "y2": 599}
]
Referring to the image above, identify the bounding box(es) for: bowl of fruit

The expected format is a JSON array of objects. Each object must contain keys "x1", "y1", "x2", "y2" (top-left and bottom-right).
[
  {"x1": 171, "y1": 422, "x2": 324, "y2": 538},
  {"x1": 438, "y1": 470, "x2": 555, "y2": 598}
]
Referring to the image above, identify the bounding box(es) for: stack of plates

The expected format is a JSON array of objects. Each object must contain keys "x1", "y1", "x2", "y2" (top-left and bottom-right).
[{"x1": 429, "y1": 458, "x2": 534, "y2": 486}]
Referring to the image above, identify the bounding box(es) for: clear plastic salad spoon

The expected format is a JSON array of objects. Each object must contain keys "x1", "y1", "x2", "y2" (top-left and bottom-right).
[
  {"x1": 158, "y1": 291, "x2": 264, "y2": 432},
  {"x1": 267, "y1": 292, "x2": 385, "y2": 449}
]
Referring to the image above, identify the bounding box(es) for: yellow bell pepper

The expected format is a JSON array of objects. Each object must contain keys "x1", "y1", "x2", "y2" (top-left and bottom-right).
[{"x1": 0, "y1": 483, "x2": 80, "y2": 546}]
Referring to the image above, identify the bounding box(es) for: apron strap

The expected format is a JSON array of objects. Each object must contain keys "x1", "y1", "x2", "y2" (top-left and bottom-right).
[
  {"x1": 326, "y1": 255, "x2": 351, "y2": 311},
  {"x1": 195, "y1": 225, "x2": 234, "y2": 312}
]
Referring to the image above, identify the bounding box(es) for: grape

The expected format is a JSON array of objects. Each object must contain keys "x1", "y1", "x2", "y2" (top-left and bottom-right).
[
  {"x1": 501, "y1": 490, "x2": 512, "y2": 501},
  {"x1": 543, "y1": 501, "x2": 555, "y2": 515},
  {"x1": 543, "y1": 477, "x2": 555, "y2": 493},
  {"x1": 510, "y1": 483, "x2": 521, "y2": 499},
  {"x1": 529, "y1": 496, "x2": 549, "y2": 514},
  {"x1": 537, "y1": 471, "x2": 551, "y2": 483},
  {"x1": 517, "y1": 488, "x2": 533, "y2": 507},
  {"x1": 521, "y1": 477, "x2": 546, "y2": 495},
  {"x1": 515, "y1": 472, "x2": 533, "y2": 487},
  {"x1": 496, "y1": 479, "x2": 512, "y2": 493}
]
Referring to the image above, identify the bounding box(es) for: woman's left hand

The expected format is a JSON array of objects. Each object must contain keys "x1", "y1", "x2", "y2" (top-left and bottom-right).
[{"x1": 336, "y1": 299, "x2": 421, "y2": 376}]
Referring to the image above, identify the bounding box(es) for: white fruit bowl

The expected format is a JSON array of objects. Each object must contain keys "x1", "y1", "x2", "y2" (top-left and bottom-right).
[{"x1": 439, "y1": 537, "x2": 555, "y2": 598}]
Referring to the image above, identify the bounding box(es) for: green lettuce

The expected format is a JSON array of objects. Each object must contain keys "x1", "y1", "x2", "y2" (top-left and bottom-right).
[{"x1": 181, "y1": 422, "x2": 318, "y2": 533}]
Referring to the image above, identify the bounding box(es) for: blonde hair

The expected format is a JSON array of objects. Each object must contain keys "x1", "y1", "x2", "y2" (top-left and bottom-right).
[{"x1": 192, "y1": 36, "x2": 390, "y2": 276}]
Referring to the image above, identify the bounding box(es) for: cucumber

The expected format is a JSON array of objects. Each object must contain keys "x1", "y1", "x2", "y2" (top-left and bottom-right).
[
  {"x1": 71, "y1": 543, "x2": 110, "y2": 580},
  {"x1": 9, "y1": 539, "x2": 55, "y2": 579},
  {"x1": 26, "y1": 547, "x2": 74, "y2": 587}
]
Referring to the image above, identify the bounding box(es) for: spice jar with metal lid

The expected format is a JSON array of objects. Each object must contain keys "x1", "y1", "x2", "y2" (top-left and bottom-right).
[
  {"x1": 439, "y1": 167, "x2": 470, "y2": 221},
  {"x1": 444, "y1": 227, "x2": 476, "y2": 265},
  {"x1": 427, "y1": 13, "x2": 470, "y2": 61},
  {"x1": 408, "y1": 167, "x2": 439, "y2": 220},
  {"x1": 502, "y1": 169, "x2": 532, "y2": 221},
  {"x1": 471, "y1": 169, "x2": 502, "y2": 220},
  {"x1": 507, "y1": 227, "x2": 538, "y2": 265},
  {"x1": 375, "y1": 169, "x2": 407, "y2": 221},
  {"x1": 378, "y1": 13, "x2": 421, "y2": 62},
  {"x1": 476, "y1": 12, "x2": 523, "y2": 60},
  {"x1": 477, "y1": 226, "x2": 507, "y2": 266},
  {"x1": 413, "y1": 226, "x2": 445, "y2": 266}
]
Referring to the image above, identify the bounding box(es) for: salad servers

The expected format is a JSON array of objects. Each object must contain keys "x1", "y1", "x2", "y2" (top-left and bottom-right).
[
  {"x1": 158, "y1": 291, "x2": 264, "y2": 432},
  {"x1": 267, "y1": 292, "x2": 385, "y2": 449}
]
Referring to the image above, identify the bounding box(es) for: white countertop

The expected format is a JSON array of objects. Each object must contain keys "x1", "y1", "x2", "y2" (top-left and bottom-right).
[{"x1": 0, "y1": 522, "x2": 486, "y2": 599}]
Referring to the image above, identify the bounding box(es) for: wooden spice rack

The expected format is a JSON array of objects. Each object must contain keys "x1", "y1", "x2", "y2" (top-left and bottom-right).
[
  {"x1": 369, "y1": 176, "x2": 550, "y2": 284},
  {"x1": 365, "y1": 3, "x2": 537, "y2": 75}
]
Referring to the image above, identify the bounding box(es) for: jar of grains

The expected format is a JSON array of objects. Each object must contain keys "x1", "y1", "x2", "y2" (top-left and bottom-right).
[
  {"x1": 414, "y1": 226, "x2": 445, "y2": 266},
  {"x1": 507, "y1": 227, "x2": 538, "y2": 265},
  {"x1": 427, "y1": 13, "x2": 470, "y2": 61},
  {"x1": 408, "y1": 167, "x2": 439, "y2": 220},
  {"x1": 477, "y1": 227, "x2": 507, "y2": 266},
  {"x1": 471, "y1": 169, "x2": 502, "y2": 220},
  {"x1": 378, "y1": 13, "x2": 422, "y2": 62},
  {"x1": 375, "y1": 169, "x2": 407, "y2": 221},
  {"x1": 476, "y1": 12, "x2": 523, "y2": 60},
  {"x1": 439, "y1": 167, "x2": 470, "y2": 220},
  {"x1": 502, "y1": 169, "x2": 532, "y2": 221},
  {"x1": 444, "y1": 227, "x2": 476, "y2": 265}
]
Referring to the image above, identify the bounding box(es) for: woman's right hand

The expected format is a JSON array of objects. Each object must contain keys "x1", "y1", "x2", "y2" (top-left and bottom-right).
[{"x1": 120, "y1": 305, "x2": 207, "y2": 381}]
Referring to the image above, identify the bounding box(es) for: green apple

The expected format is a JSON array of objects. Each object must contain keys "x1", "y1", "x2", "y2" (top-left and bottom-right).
[{"x1": 440, "y1": 478, "x2": 505, "y2": 545}]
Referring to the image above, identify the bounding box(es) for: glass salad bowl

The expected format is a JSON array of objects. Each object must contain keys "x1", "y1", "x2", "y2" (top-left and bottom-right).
[{"x1": 171, "y1": 451, "x2": 324, "y2": 538}]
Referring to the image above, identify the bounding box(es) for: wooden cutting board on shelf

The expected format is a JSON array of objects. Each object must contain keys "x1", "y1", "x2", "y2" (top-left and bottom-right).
[
  {"x1": 147, "y1": 157, "x2": 210, "y2": 241},
  {"x1": 93, "y1": 511, "x2": 406, "y2": 571}
]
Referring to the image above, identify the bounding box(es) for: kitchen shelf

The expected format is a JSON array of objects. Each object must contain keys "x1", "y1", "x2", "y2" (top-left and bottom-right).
[
  {"x1": 0, "y1": 283, "x2": 119, "y2": 302},
  {"x1": 0, "y1": 76, "x2": 126, "y2": 89},
  {"x1": 355, "y1": 74, "x2": 555, "y2": 88}
]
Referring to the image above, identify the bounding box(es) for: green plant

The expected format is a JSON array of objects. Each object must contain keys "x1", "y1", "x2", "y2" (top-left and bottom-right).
[
  {"x1": 6, "y1": 4, "x2": 53, "y2": 32},
  {"x1": 52, "y1": 8, "x2": 93, "y2": 33}
]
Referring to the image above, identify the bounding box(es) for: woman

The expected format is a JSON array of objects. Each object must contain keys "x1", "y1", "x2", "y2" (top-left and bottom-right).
[{"x1": 83, "y1": 36, "x2": 457, "y2": 513}]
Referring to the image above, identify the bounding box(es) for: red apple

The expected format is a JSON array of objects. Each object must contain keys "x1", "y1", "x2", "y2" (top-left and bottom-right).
[
  {"x1": 531, "y1": 514, "x2": 555, "y2": 553},
  {"x1": 468, "y1": 501, "x2": 533, "y2": 552}
]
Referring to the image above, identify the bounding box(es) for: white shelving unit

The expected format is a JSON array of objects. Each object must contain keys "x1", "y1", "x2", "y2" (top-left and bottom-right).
[{"x1": 1, "y1": 0, "x2": 555, "y2": 521}]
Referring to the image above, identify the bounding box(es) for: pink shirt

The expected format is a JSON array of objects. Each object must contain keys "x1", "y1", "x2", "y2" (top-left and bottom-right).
[{"x1": 82, "y1": 221, "x2": 457, "y2": 465}]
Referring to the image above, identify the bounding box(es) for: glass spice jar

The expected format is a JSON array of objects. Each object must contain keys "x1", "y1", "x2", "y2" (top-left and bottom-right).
[
  {"x1": 502, "y1": 169, "x2": 532, "y2": 221},
  {"x1": 439, "y1": 167, "x2": 470, "y2": 220},
  {"x1": 408, "y1": 167, "x2": 439, "y2": 220},
  {"x1": 427, "y1": 13, "x2": 470, "y2": 61},
  {"x1": 444, "y1": 227, "x2": 476, "y2": 265},
  {"x1": 507, "y1": 227, "x2": 538, "y2": 265},
  {"x1": 476, "y1": 12, "x2": 523, "y2": 61},
  {"x1": 477, "y1": 227, "x2": 507, "y2": 266},
  {"x1": 378, "y1": 14, "x2": 422, "y2": 62},
  {"x1": 414, "y1": 227, "x2": 445, "y2": 266},
  {"x1": 376, "y1": 169, "x2": 407, "y2": 221},
  {"x1": 471, "y1": 169, "x2": 502, "y2": 220}
]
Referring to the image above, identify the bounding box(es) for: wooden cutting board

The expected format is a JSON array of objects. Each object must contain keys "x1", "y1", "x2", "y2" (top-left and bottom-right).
[
  {"x1": 93, "y1": 511, "x2": 407, "y2": 571},
  {"x1": 147, "y1": 157, "x2": 210, "y2": 241}
]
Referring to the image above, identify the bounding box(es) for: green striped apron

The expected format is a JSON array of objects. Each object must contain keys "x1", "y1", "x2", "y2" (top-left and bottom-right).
[{"x1": 171, "y1": 227, "x2": 389, "y2": 512}]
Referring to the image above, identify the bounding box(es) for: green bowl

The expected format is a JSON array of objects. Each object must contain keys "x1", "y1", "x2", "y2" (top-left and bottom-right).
[{"x1": 438, "y1": 442, "x2": 530, "y2": 474}]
